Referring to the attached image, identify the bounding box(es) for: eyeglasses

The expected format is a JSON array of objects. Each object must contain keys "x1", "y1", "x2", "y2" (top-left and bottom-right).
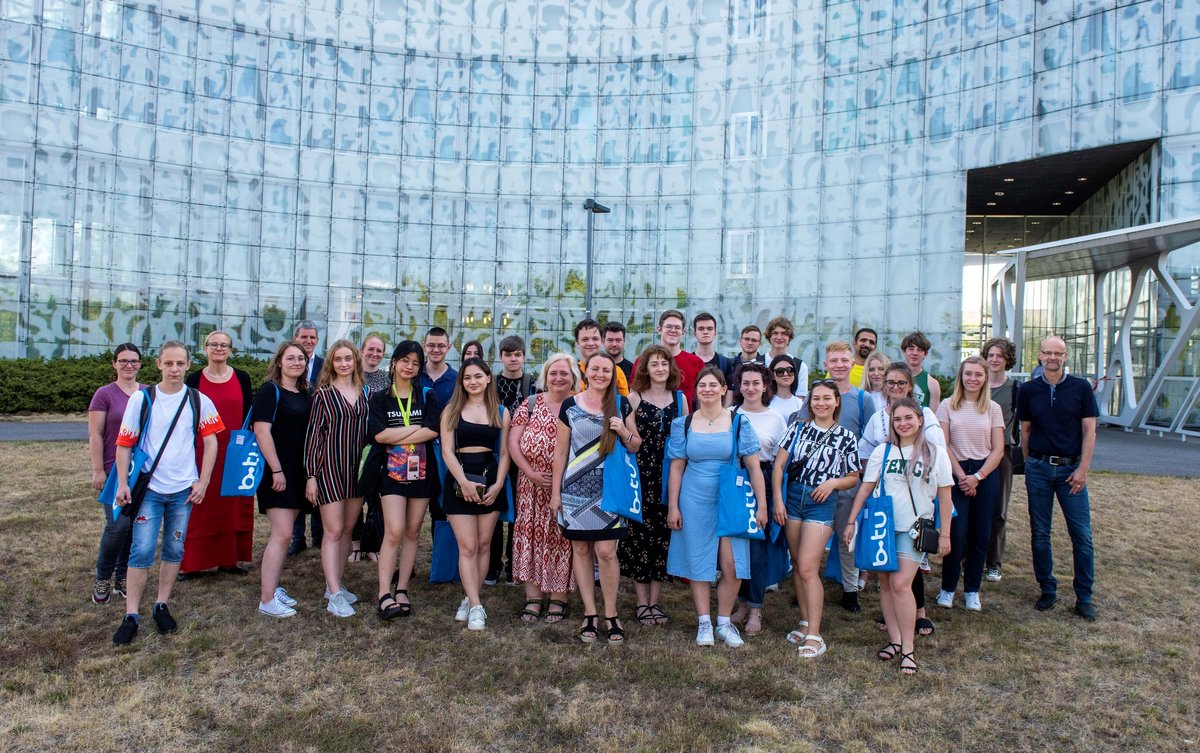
[
  {"x1": 425, "y1": 343, "x2": 448, "y2": 350},
  {"x1": 1039, "y1": 350, "x2": 1067, "y2": 357},
  {"x1": 884, "y1": 380, "x2": 910, "y2": 388},
  {"x1": 116, "y1": 359, "x2": 141, "y2": 366},
  {"x1": 660, "y1": 324, "x2": 683, "y2": 332},
  {"x1": 773, "y1": 368, "x2": 795, "y2": 376},
  {"x1": 206, "y1": 342, "x2": 231, "y2": 349}
]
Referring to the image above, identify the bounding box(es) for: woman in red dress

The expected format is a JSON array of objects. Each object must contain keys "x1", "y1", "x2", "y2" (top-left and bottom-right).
[{"x1": 180, "y1": 330, "x2": 254, "y2": 578}]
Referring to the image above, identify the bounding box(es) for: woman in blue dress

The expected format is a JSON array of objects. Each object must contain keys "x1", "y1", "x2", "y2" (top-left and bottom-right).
[{"x1": 667, "y1": 366, "x2": 767, "y2": 648}]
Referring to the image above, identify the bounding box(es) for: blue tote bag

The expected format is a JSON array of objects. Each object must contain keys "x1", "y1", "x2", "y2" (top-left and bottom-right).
[
  {"x1": 496, "y1": 405, "x2": 516, "y2": 524},
  {"x1": 219, "y1": 384, "x2": 278, "y2": 497},
  {"x1": 429, "y1": 519, "x2": 460, "y2": 583},
  {"x1": 98, "y1": 387, "x2": 154, "y2": 509},
  {"x1": 715, "y1": 414, "x2": 765, "y2": 540},
  {"x1": 854, "y1": 444, "x2": 899, "y2": 573},
  {"x1": 600, "y1": 440, "x2": 643, "y2": 523},
  {"x1": 659, "y1": 390, "x2": 686, "y2": 504}
]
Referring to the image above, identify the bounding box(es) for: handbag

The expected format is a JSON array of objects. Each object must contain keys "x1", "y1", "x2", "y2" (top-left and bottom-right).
[
  {"x1": 714, "y1": 413, "x2": 765, "y2": 540},
  {"x1": 119, "y1": 388, "x2": 193, "y2": 521},
  {"x1": 898, "y1": 445, "x2": 941, "y2": 554},
  {"x1": 359, "y1": 493, "x2": 384, "y2": 554},
  {"x1": 219, "y1": 384, "x2": 276, "y2": 497},
  {"x1": 98, "y1": 388, "x2": 154, "y2": 509},
  {"x1": 1008, "y1": 380, "x2": 1025, "y2": 475},
  {"x1": 600, "y1": 439, "x2": 643, "y2": 523},
  {"x1": 854, "y1": 443, "x2": 900, "y2": 572},
  {"x1": 428, "y1": 519, "x2": 460, "y2": 583}
]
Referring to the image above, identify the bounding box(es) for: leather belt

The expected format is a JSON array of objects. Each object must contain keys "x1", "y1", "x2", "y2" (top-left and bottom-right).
[{"x1": 1029, "y1": 452, "x2": 1080, "y2": 466}]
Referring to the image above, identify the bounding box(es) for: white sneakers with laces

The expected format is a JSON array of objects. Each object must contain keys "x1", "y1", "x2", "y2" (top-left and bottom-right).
[
  {"x1": 274, "y1": 587, "x2": 298, "y2": 607},
  {"x1": 259, "y1": 597, "x2": 296, "y2": 618},
  {"x1": 936, "y1": 589, "x2": 955, "y2": 608},
  {"x1": 326, "y1": 590, "x2": 355, "y2": 618},
  {"x1": 324, "y1": 584, "x2": 357, "y2": 604},
  {"x1": 715, "y1": 622, "x2": 744, "y2": 648},
  {"x1": 454, "y1": 597, "x2": 470, "y2": 622},
  {"x1": 467, "y1": 604, "x2": 487, "y2": 631},
  {"x1": 695, "y1": 623, "x2": 715, "y2": 646},
  {"x1": 965, "y1": 592, "x2": 982, "y2": 611}
]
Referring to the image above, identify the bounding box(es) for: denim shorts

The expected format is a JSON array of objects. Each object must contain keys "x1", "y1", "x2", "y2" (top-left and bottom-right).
[
  {"x1": 893, "y1": 530, "x2": 928, "y2": 566},
  {"x1": 784, "y1": 481, "x2": 836, "y2": 527},
  {"x1": 128, "y1": 488, "x2": 193, "y2": 569}
]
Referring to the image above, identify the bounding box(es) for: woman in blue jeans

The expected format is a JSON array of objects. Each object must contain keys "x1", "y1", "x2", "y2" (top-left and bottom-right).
[
  {"x1": 730, "y1": 362, "x2": 788, "y2": 636},
  {"x1": 772, "y1": 380, "x2": 860, "y2": 658},
  {"x1": 935, "y1": 357, "x2": 1005, "y2": 611}
]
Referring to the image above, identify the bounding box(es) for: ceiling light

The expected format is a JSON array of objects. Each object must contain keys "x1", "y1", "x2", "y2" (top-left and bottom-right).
[
  {"x1": 1064, "y1": 190, "x2": 1074, "y2": 195},
  {"x1": 1003, "y1": 177, "x2": 1015, "y2": 182},
  {"x1": 1031, "y1": 221, "x2": 1040, "y2": 225},
  {"x1": 987, "y1": 202, "x2": 996, "y2": 206},
  {"x1": 994, "y1": 191, "x2": 1005, "y2": 196},
  {"x1": 1078, "y1": 177, "x2": 1088, "y2": 182},
  {"x1": 1052, "y1": 201, "x2": 1062, "y2": 206},
  {"x1": 972, "y1": 221, "x2": 982, "y2": 225}
]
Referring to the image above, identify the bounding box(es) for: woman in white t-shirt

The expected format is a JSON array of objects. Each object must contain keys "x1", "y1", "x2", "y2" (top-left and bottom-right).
[
  {"x1": 934, "y1": 356, "x2": 1004, "y2": 612},
  {"x1": 845, "y1": 398, "x2": 952, "y2": 676},
  {"x1": 768, "y1": 355, "x2": 803, "y2": 422}
]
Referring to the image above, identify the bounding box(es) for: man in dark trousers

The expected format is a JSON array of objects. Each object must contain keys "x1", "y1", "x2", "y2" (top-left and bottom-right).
[{"x1": 1017, "y1": 335, "x2": 1099, "y2": 621}]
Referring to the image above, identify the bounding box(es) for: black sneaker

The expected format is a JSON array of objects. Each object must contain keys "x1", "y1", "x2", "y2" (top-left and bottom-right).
[
  {"x1": 840, "y1": 590, "x2": 862, "y2": 613},
  {"x1": 113, "y1": 615, "x2": 139, "y2": 646},
  {"x1": 153, "y1": 603, "x2": 178, "y2": 634},
  {"x1": 1035, "y1": 593, "x2": 1057, "y2": 611},
  {"x1": 483, "y1": 569, "x2": 500, "y2": 586},
  {"x1": 1074, "y1": 601, "x2": 1096, "y2": 622}
]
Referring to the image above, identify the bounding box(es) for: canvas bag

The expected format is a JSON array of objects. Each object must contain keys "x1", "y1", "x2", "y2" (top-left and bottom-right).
[{"x1": 854, "y1": 443, "x2": 900, "y2": 572}]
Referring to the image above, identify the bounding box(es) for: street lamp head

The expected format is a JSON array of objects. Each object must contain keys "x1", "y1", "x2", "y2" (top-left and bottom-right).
[{"x1": 584, "y1": 199, "x2": 611, "y2": 214}]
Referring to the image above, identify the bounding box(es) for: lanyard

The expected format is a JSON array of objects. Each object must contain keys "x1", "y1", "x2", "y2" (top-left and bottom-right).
[{"x1": 393, "y1": 386, "x2": 415, "y2": 450}]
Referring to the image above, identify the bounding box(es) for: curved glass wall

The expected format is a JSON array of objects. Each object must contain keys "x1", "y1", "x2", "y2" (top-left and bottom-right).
[{"x1": 1, "y1": 0, "x2": 1199, "y2": 369}]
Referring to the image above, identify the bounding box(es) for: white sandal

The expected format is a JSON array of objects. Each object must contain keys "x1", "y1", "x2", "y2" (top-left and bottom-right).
[
  {"x1": 797, "y1": 634, "x2": 827, "y2": 659},
  {"x1": 785, "y1": 620, "x2": 810, "y2": 645}
]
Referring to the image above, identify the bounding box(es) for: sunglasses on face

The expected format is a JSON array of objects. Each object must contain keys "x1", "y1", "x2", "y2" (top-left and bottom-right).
[{"x1": 773, "y1": 368, "x2": 795, "y2": 376}]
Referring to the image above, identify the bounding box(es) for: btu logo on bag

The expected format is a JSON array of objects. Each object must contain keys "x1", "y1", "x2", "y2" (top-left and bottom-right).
[
  {"x1": 738, "y1": 476, "x2": 759, "y2": 535},
  {"x1": 237, "y1": 450, "x2": 262, "y2": 491},
  {"x1": 869, "y1": 510, "x2": 890, "y2": 567},
  {"x1": 625, "y1": 453, "x2": 642, "y2": 516}
]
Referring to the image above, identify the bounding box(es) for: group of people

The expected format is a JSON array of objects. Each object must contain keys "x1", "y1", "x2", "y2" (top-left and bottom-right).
[{"x1": 89, "y1": 312, "x2": 1100, "y2": 675}]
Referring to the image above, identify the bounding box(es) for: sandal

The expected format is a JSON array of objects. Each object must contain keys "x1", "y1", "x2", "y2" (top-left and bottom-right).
[
  {"x1": 786, "y1": 620, "x2": 810, "y2": 645},
  {"x1": 636, "y1": 605, "x2": 656, "y2": 626},
  {"x1": 377, "y1": 593, "x2": 405, "y2": 621},
  {"x1": 916, "y1": 617, "x2": 935, "y2": 636},
  {"x1": 877, "y1": 642, "x2": 902, "y2": 661},
  {"x1": 605, "y1": 615, "x2": 625, "y2": 644},
  {"x1": 648, "y1": 604, "x2": 669, "y2": 625},
  {"x1": 579, "y1": 614, "x2": 599, "y2": 643},
  {"x1": 520, "y1": 599, "x2": 544, "y2": 623},
  {"x1": 544, "y1": 599, "x2": 568, "y2": 624},
  {"x1": 394, "y1": 589, "x2": 412, "y2": 617},
  {"x1": 744, "y1": 611, "x2": 762, "y2": 636},
  {"x1": 797, "y1": 634, "x2": 827, "y2": 659},
  {"x1": 899, "y1": 652, "x2": 919, "y2": 675},
  {"x1": 347, "y1": 549, "x2": 363, "y2": 563}
]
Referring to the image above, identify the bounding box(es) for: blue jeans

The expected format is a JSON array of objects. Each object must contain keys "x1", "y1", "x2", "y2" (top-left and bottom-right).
[
  {"x1": 128, "y1": 488, "x2": 193, "y2": 569},
  {"x1": 95, "y1": 504, "x2": 133, "y2": 580},
  {"x1": 941, "y1": 458, "x2": 998, "y2": 593},
  {"x1": 1025, "y1": 456, "x2": 1095, "y2": 603}
]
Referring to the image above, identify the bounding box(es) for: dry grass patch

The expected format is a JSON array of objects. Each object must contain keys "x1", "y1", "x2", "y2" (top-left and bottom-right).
[{"x1": 0, "y1": 441, "x2": 1197, "y2": 752}]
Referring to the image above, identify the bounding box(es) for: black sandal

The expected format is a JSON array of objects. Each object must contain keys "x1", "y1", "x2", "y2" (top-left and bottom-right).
[
  {"x1": 390, "y1": 568, "x2": 401, "y2": 591},
  {"x1": 648, "y1": 603, "x2": 669, "y2": 625},
  {"x1": 520, "y1": 599, "x2": 544, "y2": 623},
  {"x1": 916, "y1": 617, "x2": 935, "y2": 636},
  {"x1": 877, "y1": 642, "x2": 902, "y2": 661},
  {"x1": 377, "y1": 593, "x2": 405, "y2": 621},
  {"x1": 394, "y1": 589, "x2": 412, "y2": 617},
  {"x1": 899, "y1": 652, "x2": 919, "y2": 675},
  {"x1": 544, "y1": 599, "x2": 567, "y2": 624},
  {"x1": 635, "y1": 605, "x2": 655, "y2": 626},
  {"x1": 579, "y1": 614, "x2": 599, "y2": 643},
  {"x1": 605, "y1": 615, "x2": 625, "y2": 644}
]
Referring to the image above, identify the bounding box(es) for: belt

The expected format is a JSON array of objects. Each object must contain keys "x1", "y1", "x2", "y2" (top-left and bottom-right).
[{"x1": 1029, "y1": 452, "x2": 1080, "y2": 466}]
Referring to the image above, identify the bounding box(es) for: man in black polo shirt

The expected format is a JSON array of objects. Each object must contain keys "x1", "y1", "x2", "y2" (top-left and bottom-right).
[{"x1": 1017, "y1": 335, "x2": 1099, "y2": 621}]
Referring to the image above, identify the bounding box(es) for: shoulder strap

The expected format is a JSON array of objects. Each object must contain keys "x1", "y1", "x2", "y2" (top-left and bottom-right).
[
  {"x1": 675, "y1": 390, "x2": 685, "y2": 417},
  {"x1": 137, "y1": 387, "x2": 154, "y2": 439},
  {"x1": 272, "y1": 383, "x2": 281, "y2": 423},
  {"x1": 856, "y1": 388, "x2": 865, "y2": 436},
  {"x1": 873, "y1": 443, "x2": 891, "y2": 498},
  {"x1": 520, "y1": 373, "x2": 533, "y2": 397},
  {"x1": 525, "y1": 393, "x2": 536, "y2": 418},
  {"x1": 188, "y1": 387, "x2": 201, "y2": 435},
  {"x1": 143, "y1": 387, "x2": 191, "y2": 482}
]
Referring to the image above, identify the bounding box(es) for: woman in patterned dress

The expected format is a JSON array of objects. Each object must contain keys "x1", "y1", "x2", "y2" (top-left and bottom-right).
[
  {"x1": 551, "y1": 352, "x2": 642, "y2": 643},
  {"x1": 509, "y1": 353, "x2": 578, "y2": 623},
  {"x1": 621, "y1": 345, "x2": 687, "y2": 626},
  {"x1": 304, "y1": 339, "x2": 369, "y2": 618}
]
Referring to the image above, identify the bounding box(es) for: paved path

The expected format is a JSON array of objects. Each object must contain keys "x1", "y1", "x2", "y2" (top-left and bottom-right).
[{"x1": 2, "y1": 420, "x2": 1195, "y2": 476}]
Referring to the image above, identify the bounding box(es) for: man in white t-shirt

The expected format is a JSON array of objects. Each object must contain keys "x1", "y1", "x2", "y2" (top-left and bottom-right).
[{"x1": 112, "y1": 341, "x2": 225, "y2": 646}]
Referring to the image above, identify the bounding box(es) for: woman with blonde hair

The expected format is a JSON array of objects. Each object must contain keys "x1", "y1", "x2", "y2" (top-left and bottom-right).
[
  {"x1": 934, "y1": 356, "x2": 1004, "y2": 612},
  {"x1": 510, "y1": 353, "x2": 579, "y2": 624},
  {"x1": 304, "y1": 339, "x2": 370, "y2": 618},
  {"x1": 440, "y1": 357, "x2": 512, "y2": 630},
  {"x1": 859, "y1": 350, "x2": 890, "y2": 409}
]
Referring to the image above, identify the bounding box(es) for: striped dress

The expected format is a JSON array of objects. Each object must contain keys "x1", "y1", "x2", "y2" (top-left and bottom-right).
[{"x1": 303, "y1": 385, "x2": 369, "y2": 505}]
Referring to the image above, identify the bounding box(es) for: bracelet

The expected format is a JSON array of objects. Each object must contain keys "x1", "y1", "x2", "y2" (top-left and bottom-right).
[
  {"x1": 624, "y1": 431, "x2": 633, "y2": 443},
  {"x1": 271, "y1": 468, "x2": 282, "y2": 474},
  {"x1": 973, "y1": 472, "x2": 984, "y2": 481}
]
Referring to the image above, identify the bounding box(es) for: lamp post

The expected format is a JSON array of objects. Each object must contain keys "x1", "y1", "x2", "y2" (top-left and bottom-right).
[{"x1": 583, "y1": 199, "x2": 610, "y2": 319}]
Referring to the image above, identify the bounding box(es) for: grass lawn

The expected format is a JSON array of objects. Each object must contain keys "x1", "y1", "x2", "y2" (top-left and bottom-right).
[{"x1": 1, "y1": 441, "x2": 1195, "y2": 752}]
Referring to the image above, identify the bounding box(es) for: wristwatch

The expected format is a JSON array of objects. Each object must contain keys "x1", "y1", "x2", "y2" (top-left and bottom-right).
[{"x1": 973, "y1": 472, "x2": 984, "y2": 481}]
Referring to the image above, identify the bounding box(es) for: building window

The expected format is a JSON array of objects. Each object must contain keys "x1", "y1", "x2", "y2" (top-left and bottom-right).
[
  {"x1": 732, "y1": 0, "x2": 768, "y2": 42},
  {"x1": 725, "y1": 230, "x2": 761, "y2": 279},
  {"x1": 728, "y1": 112, "x2": 761, "y2": 159}
]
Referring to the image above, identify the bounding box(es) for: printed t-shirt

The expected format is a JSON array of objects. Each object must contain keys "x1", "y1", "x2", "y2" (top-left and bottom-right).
[
  {"x1": 117, "y1": 387, "x2": 225, "y2": 493},
  {"x1": 779, "y1": 421, "x2": 861, "y2": 487},
  {"x1": 862, "y1": 442, "x2": 953, "y2": 532}
]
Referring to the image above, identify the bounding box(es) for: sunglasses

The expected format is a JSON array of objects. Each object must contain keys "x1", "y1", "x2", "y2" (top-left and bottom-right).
[
  {"x1": 810, "y1": 378, "x2": 837, "y2": 388},
  {"x1": 773, "y1": 368, "x2": 795, "y2": 376}
]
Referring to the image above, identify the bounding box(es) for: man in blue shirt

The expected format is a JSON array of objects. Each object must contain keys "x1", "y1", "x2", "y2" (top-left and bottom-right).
[
  {"x1": 419, "y1": 327, "x2": 457, "y2": 407},
  {"x1": 1017, "y1": 336, "x2": 1099, "y2": 621}
]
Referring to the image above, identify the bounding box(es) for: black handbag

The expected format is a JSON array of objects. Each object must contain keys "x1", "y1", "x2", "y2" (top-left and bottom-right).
[
  {"x1": 357, "y1": 442, "x2": 387, "y2": 498},
  {"x1": 898, "y1": 445, "x2": 941, "y2": 554},
  {"x1": 359, "y1": 494, "x2": 384, "y2": 554}
]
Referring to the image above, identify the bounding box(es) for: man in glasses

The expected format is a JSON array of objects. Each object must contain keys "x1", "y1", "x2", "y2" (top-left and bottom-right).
[
  {"x1": 654, "y1": 309, "x2": 704, "y2": 405},
  {"x1": 1017, "y1": 336, "x2": 1098, "y2": 622},
  {"x1": 848, "y1": 327, "x2": 877, "y2": 388},
  {"x1": 735, "y1": 325, "x2": 766, "y2": 367},
  {"x1": 419, "y1": 326, "x2": 458, "y2": 407}
]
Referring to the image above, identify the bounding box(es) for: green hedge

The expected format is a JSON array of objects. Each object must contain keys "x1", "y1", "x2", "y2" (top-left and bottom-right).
[{"x1": 0, "y1": 353, "x2": 269, "y2": 414}]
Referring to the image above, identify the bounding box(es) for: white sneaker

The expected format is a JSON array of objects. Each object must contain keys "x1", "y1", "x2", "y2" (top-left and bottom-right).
[
  {"x1": 695, "y1": 623, "x2": 715, "y2": 646},
  {"x1": 715, "y1": 622, "x2": 744, "y2": 648},
  {"x1": 454, "y1": 597, "x2": 470, "y2": 622},
  {"x1": 258, "y1": 597, "x2": 297, "y2": 617},
  {"x1": 936, "y1": 589, "x2": 955, "y2": 608},
  {"x1": 326, "y1": 591, "x2": 355, "y2": 618},
  {"x1": 467, "y1": 604, "x2": 487, "y2": 631},
  {"x1": 985, "y1": 568, "x2": 1002, "y2": 582},
  {"x1": 965, "y1": 592, "x2": 982, "y2": 611},
  {"x1": 273, "y1": 587, "x2": 298, "y2": 608},
  {"x1": 325, "y1": 584, "x2": 358, "y2": 604}
]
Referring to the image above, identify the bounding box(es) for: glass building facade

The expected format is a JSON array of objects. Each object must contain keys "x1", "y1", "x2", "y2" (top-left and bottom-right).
[{"x1": 2, "y1": 0, "x2": 1199, "y2": 370}]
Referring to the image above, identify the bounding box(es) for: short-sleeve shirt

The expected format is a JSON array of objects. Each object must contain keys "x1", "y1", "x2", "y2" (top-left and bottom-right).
[
  {"x1": 558, "y1": 394, "x2": 632, "y2": 426},
  {"x1": 990, "y1": 378, "x2": 1019, "y2": 446},
  {"x1": 673, "y1": 351, "x2": 705, "y2": 405},
  {"x1": 419, "y1": 366, "x2": 457, "y2": 408},
  {"x1": 89, "y1": 382, "x2": 147, "y2": 472},
  {"x1": 116, "y1": 387, "x2": 225, "y2": 494},
  {"x1": 666, "y1": 412, "x2": 761, "y2": 462},
  {"x1": 863, "y1": 442, "x2": 954, "y2": 532},
  {"x1": 1016, "y1": 373, "x2": 1098, "y2": 457},
  {"x1": 735, "y1": 407, "x2": 788, "y2": 463},
  {"x1": 368, "y1": 385, "x2": 442, "y2": 438},
  {"x1": 496, "y1": 373, "x2": 538, "y2": 413},
  {"x1": 936, "y1": 400, "x2": 1004, "y2": 462},
  {"x1": 779, "y1": 421, "x2": 861, "y2": 487},
  {"x1": 251, "y1": 383, "x2": 313, "y2": 492}
]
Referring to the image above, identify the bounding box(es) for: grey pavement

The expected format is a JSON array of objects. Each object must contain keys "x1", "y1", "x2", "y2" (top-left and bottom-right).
[{"x1": 1, "y1": 419, "x2": 1195, "y2": 476}]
